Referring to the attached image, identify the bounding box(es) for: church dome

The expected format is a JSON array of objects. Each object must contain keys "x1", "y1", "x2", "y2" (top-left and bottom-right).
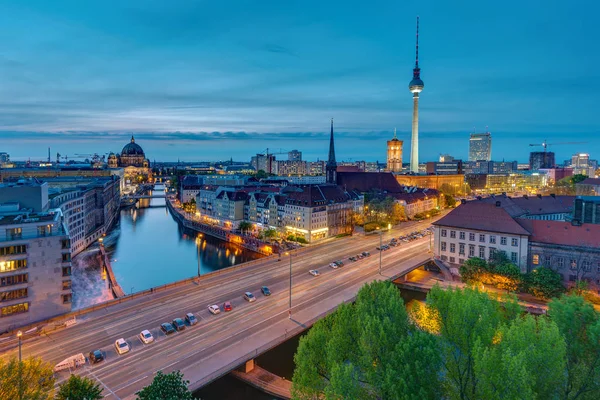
[{"x1": 121, "y1": 136, "x2": 145, "y2": 156}]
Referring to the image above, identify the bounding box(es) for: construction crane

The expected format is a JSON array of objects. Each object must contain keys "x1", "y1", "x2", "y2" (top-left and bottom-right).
[{"x1": 529, "y1": 140, "x2": 588, "y2": 152}]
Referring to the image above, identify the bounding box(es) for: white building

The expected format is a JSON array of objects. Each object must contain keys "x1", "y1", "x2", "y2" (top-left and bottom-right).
[
  {"x1": 432, "y1": 201, "x2": 530, "y2": 271},
  {"x1": 1, "y1": 209, "x2": 72, "y2": 329}
]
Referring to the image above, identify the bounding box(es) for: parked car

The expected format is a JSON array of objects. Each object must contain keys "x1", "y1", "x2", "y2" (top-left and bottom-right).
[
  {"x1": 362, "y1": 251, "x2": 371, "y2": 257},
  {"x1": 89, "y1": 350, "x2": 104, "y2": 364},
  {"x1": 115, "y1": 338, "x2": 130, "y2": 355},
  {"x1": 172, "y1": 318, "x2": 186, "y2": 331},
  {"x1": 309, "y1": 269, "x2": 320, "y2": 276},
  {"x1": 261, "y1": 286, "x2": 271, "y2": 296},
  {"x1": 208, "y1": 304, "x2": 220, "y2": 315},
  {"x1": 223, "y1": 301, "x2": 233, "y2": 312},
  {"x1": 244, "y1": 292, "x2": 256, "y2": 302},
  {"x1": 329, "y1": 262, "x2": 338, "y2": 269},
  {"x1": 185, "y1": 312, "x2": 198, "y2": 326},
  {"x1": 356, "y1": 254, "x2": 364, "y2": 259},
  {"x1": 139, "y1": 330, "x2": 154, "y2": 344},
  {"x1": 334, "y1": 260, "x2": 344, "y2": 267},
  {"x1": 161, "y1": 322, "x2": 176, "y2": 335},
  {"x1": 349, "y1": 256, "x2": 357, "y2": 262}
]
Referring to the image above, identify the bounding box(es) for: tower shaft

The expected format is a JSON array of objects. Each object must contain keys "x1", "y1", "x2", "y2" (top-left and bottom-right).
[{"x1": 410, "y1": 94, "x2": 419, "y2": 172}]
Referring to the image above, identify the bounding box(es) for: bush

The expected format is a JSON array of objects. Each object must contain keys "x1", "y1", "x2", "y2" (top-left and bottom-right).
[
  {"x1": 364, "y1": 222, "x2": 380, "y2": 233},
  {"x1": 459, "y1": 257, "x2": 523, "y2": 292},
  {"x1": 524, "y1": 267, "x2": 565, "y2": 299}
]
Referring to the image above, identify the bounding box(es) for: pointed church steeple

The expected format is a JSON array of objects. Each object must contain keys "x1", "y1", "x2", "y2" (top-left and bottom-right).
[{"x1": 326, "y1": 118, "x2": 337, "y2": 184}]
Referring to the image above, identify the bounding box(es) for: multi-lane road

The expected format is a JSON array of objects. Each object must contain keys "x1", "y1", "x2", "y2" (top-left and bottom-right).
[{"x1": 0, "y1": 219, "x2": 436, "y2": 399}]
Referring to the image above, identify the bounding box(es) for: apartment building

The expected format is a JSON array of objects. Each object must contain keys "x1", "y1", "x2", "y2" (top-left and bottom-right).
[{"x1": 1, "y1": 209, "x2": 72, "y2": 329}]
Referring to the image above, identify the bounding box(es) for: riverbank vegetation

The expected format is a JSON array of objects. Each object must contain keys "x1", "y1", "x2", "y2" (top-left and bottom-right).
[{"x1": 292, "y1": 281, "x2": 600, "y2": 400}]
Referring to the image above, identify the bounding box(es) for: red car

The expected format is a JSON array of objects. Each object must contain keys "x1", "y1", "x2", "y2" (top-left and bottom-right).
[{"x1": 223, "y1": 301, "x2": 233, "y2": 312}]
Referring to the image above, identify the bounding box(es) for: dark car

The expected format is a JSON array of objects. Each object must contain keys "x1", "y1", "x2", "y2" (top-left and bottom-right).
[
  {"x1": 172, "y1": 318, "x2": 186, "y2": 331},
  {"x1": 362, "y1": 251, "x2": 371, "y2": 257},
  {"x1": 161, "y1": 322, "x2": 176, "y2": 335},
  {"x1": 89, "y1": 350, "x2": 104, "y2": 364},
  {"x1": 185, "y1": 312, "x2": 198, "y2": 326},
  {"x1": 334, "y1": 260, "x2": 344, "y2": 267},
  {"x1": 349, "y1": 256, "x2": 357, "y2": 262},
  {"x1": 261, "y1": 286, "x2": 271, "y2": 296}
]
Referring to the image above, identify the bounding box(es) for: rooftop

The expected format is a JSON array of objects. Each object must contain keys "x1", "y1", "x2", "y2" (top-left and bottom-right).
[
  {"x1": 577, "y1": 178, "x2": 600, "y2": 186},
  {"x1": 433, "y1": 201, "x2": 531, "y2": 236},
  {"x1": 517, "y1": 219, "x2": 600, "y2": 248},
  {"x1": 0, "y1": 210, "x2": 60, "y2": 226},
  {"x1": 478, "y1": 194, "x2": 574, "y2": 217},
  {"x1": 336, "y1": 172, "x2": 404, "y2": 193}
]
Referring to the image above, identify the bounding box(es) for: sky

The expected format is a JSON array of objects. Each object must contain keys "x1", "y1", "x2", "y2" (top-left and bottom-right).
[{"x1": 0, "y1": 0, "x2": 598, "y2": 163}]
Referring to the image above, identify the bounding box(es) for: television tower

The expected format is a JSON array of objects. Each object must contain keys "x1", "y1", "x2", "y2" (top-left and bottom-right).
[{"x1": 409, "y1": 16, "x2": 424, "y2": 173}]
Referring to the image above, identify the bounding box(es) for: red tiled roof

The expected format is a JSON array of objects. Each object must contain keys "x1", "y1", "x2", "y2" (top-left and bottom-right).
[
  {"x1": 517, "y1": 219, "x2": 600, "y2": 248},
  {"x1": 479, "y1": 195, "x2": 574, "y2": 217},
  {"x1": 336, "y1": 172, "x2": 404, "y2": 193},
  {"x1": 433, "y1": 202, "x2": 531, "y2": 235}
]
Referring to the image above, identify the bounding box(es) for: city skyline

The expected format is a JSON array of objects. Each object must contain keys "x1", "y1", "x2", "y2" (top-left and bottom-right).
[{"x1": 0, "y1": 1, "x2": 598, "y2": 162}]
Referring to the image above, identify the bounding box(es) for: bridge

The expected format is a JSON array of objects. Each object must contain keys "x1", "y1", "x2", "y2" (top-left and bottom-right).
[
  {"x1": 0, "y1": 221, "x2": 436, "y2": 399},
  {"x1": 124, "y1": 193, "x2": 167, "y2": 199}
]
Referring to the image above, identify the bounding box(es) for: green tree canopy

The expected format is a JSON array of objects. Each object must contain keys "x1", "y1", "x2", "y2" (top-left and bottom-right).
[
  {"x1": 136, "y1": 370, "x2": 193, "y2": 400},
  {"x1": 525, "y1": 267, "x2": 565, "y2": 299},
  {"x1": 0, "y1": 357, "x2": 55, "y2": 400},
  {"x1": 56, "y1": 374, "x2": 103, "y2": 400},
  {"x1": 548, "y1": 295, "x2": 600, "y2": 399},
  {"x1": 292, "y1": 281, "x2": 441, "y2": 400},
  {"x1": 238, "y1": 221, "x2": 253, "y2": 233}
]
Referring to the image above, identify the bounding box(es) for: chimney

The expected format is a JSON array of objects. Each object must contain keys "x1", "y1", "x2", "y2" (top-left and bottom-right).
[
  {"x1": 495, "y1": 201, "x2": 501, "y2": 207},
  {"x1": 537, "y1": 194, "x2": 542, "y2": 199}
]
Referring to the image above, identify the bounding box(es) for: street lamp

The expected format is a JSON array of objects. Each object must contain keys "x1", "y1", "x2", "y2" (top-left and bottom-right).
[
  {"x1": 17, "y1": 330, "x2": 22, "y2": 400},
  {"x1": 285, "y1": 252, "x2": 292, "y2": 319},
  {"x1": 196, "y1": 234, "x2": 203, "y2": 278},
  {"x1": 376, "y1": 227, "x2": 383, "y2": 275},
  {"x1": 98, "y1": 237, "x2": 103, "y2": 247}
]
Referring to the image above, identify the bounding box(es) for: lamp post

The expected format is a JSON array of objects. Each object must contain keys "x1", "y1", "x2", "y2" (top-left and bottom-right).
[
  {"x1": 426, "y1": 214, "x2": 432, "y2": 252},
  {"x1": 196, "y1": 234, "x2": 203, "y2": 278},
  {"x1": 286, "y1": 252, "x2": 292, "y2": 319},
  {"x1": 17, "y1": 330, "x2": 22, "y2": 400}
]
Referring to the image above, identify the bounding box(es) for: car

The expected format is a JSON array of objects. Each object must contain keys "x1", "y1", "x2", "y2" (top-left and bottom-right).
[
  {"x1": 376, "y1": 246, "x2": 382, "y2": 250},
  {"x1": 223, "y1": 301, "x2": 233, "y2": 311},
  {"x1": 309, "y1": 269, "x2": 320, "y2": 276},
  {"x1": 172, "y1": 318, "x2": 186, "y2": 331},
  {"x1": 362, "y1": 251, "x2": 371, "y2": 257},
  {"x1": 89, "y1": 350, "x2": 104, "y2": 364},
  {"x1": 185, "y1": 313, "x2": 198, "y2": 326},
  {"x1": 244, "y1": 292, "x2": 256, "y2": 302},
  {"x1": 349, "y1": 256, "x2": 357, "y2": 262},
  {"x1": 139, "y1": 330, "x2": 154, "y2": 344},
  {"x1": 161, "y1": 322, "x2": 176, "y2": 335},
  {"x1": 208, "y1": 304, "x2": 220, "y2": 315},
  {"x1": 329, "y1": 262, "x2": 338, "y2": 269},
  {"x1": 334, "y1": 260, "x2": 344, "y2": 267},
  {"x1": 261, "y1": 286, "x2": 271, "y2": 296},
  {"x1": 115, "y1": 338, "x2": 130, "y2": 355},
  {"x1": 356, "y1": 254, "x2": 364, "y2": 259},
  {"x1": 389, "y1": 242, "x2": 397, "y2": 247}
]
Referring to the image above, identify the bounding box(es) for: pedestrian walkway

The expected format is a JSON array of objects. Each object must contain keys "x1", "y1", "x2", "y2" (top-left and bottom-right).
[{"x1": 231, "y1": 365, "x2": 292, "y2": 399}]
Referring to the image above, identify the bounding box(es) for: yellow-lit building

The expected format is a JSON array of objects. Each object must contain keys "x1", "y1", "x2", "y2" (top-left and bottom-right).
[
  {"x1": 387, "y1": 129, "x2": 403, "y2": 173},
  {"x1": 395, "y1": 174, "x2": 465, "y2": 192},
  {"x1": 108, "y1": 136, "x2": 152, "y2": 184}
]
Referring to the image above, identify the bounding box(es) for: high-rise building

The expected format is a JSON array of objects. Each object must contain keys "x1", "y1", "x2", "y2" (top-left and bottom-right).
[
  {"x1": 570, "y1": 153, "x2": 593, "y2": 175},
  {"x1": 0, "y1": 152, "x2": 9, "y2": 164},
  {"x1": 529, "y1": 151, "x2": 555, "y2": 171},
  {"x1": 439, "y1": 154, "x2": 454, "y2": 162},
  {"x1": 409, "y1": 17, "x2": 424, "y2": 173},
  {"x1": 386, "y1": 128, "x2": 403, "y2": 173},
  {"x1": 250, "y1": 154, "x2": 276, "y2": 174},
  {"x1": 469, "y1": 132, "x2": 492, "y2": 161},
  {"x1": 288, "y1": 150, "x2": 302, "y2": 161}
]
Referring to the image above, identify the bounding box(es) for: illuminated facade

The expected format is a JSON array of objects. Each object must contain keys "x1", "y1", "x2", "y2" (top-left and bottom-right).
[
  {"x1": 387, "y1": 128, "x2": 403, "y2": 173},
  {"x1": 409, "y1": 17, "x2": 424, "y2": 173},
  {"x1": 469, "y1": 132, "x2": 492, "y2": 161},
  {"x1": 108, "y1": 136, "x2": 152, "y2": 183},
  {"x1": 395, "y1": 174, "x2": 465, "y2": 192}
]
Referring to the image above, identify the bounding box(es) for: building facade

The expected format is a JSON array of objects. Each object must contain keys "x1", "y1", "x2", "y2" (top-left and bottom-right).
[
  {"x1": 1, "y1": 209, "x2": 72, "y2": 329},
  {"x1": 288, "y1": 150, "x2": 302, "y2": 161},
  {"x1": 529, "y1": 151, "x2": 555, "y2": 171},
  {"x1": 469, "y1": 132, "x2": 492, "y2": 161},
  {"x1": 576, "y1": 178, "x2": 600, "y2": 196},
  {"x1": 573, "y1": 196, "x2": 600, "y2": 224},
  {"x1": 107, "y1": 136, "x2": 152, "y2": 183},
  {"x1": 386, "y1": 129, "x2": 403, "y2": 173},
  {"x1": 395, "y1": 174, "x2": 465, "y2": 192}
]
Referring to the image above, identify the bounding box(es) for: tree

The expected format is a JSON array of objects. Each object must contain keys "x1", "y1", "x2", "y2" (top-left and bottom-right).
[
  {"x1": 548, "y1": 295, "x2": 600, "y2": 400},
  {"x1": 292, "y1": 281, "x2": 441, "y2": 400},
  {"x1": 238, "y1": 221, "x2": 253, "y2": 234},
  {"x1": 254, "y1": 169, "x2": 269, "y2": 179},
  {"x1": 525, "y1": 267, "x2": 565, "y2": 299},
  {"x1": 443, "y1": 193, "x2": 456, "y2": 208},
  {"x1": 137, "y1": 371, "x2": 193, "y2": 400},
  {"x1": 57, "y1": 374, "x2": 103, "y2": 400},
  {"x1": 390, "y1": 202, "x2": 407, "y2": 224},
  {"x1": 0, "y1": 357, "x2": 55, "y2": 400},
  {"x1": 264, "y1": 228, "x2": 278, "y2": 241},
  {"x1": 556, "y1": 174, "x2": 588, "y2": 195},
  {"x1": 473, "y1": 314, "x2": 566, "y2": 400},
  {"x1": 425, "y1": 286, "x2": 520, "y2": 400},
  {"x1": 459, "y1": 257, "x2": 488, "y2": 285}
]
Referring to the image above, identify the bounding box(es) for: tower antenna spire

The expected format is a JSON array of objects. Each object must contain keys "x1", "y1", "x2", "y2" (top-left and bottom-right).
[
  {"x1": 393, "y1": 127, "x2": 397, "y2": 139},
  {"x1": 415, "y1": 16, "x2": 419, "y2": 69}
]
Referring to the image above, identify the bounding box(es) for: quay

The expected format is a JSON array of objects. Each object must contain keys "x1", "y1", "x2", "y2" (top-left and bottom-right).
[{"x1": 231, "y1": 364, "x2": 292, "y2": 399}]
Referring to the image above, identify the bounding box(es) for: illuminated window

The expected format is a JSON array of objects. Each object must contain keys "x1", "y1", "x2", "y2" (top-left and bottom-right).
[
  {"x1": 62, "y1": 280, "x2": 72, "y2": 290},
  {"x1": 532, "y1": 254, "x2": 539, "y2": 265},
  {"x1": 0, "y1": 288, "x2": 28, "y2": 302},
  {"x1": 0, "y1": 259, "x2": 27, "y2": 273},
  {"x1": 0, "y1": 302, "x2": 28, "y2": 317}
]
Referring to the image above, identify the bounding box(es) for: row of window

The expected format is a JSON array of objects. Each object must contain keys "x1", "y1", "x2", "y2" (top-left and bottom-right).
[
  {"x1": 0, "y1": 244, "x2": 27, "y2": 256},
  {"x1": 0, "y1": 273, "x2": 28, "y2": 287},
  {"x1": 0, "y1": 288, "x2": 28, "y2": 302},
  {"x1": 440, "y1": 229, "x2": 518, "y2": 246},
  {"x1": 0, "y1": 301, "x2": 28, "y2": 317},
  {"x1": 532, "y1": 255, "x2": 596, "y2": 271},
  {"x1": 440, "y1": 242, "x2": 519, "y2": 263},
  {"x1": 0, "y1": 259, "x2": 27, "y2": 273}
]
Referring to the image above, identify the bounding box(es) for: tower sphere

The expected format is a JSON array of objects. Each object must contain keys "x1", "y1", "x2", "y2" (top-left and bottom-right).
[{"x1": 409, "y1": 78, "x2": 424, "y2": 93}]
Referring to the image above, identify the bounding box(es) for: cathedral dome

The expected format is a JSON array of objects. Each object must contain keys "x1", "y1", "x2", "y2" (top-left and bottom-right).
[{"x1": 121, "y1": 136, "x2": 145, "y2": 156}]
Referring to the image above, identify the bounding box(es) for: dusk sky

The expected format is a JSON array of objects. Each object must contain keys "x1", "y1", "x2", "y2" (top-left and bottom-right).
[{"x1": 0, "y1": 0, "x2": 597, "y2": 162}]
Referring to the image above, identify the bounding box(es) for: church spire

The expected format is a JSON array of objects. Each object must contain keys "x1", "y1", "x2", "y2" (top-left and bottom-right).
[
  {"x1": 326, "y1": 118, "x2": 337, "y2": 184},
  {"x1": 131, "y1": 135, "x2": 135, "y2": 143}
]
